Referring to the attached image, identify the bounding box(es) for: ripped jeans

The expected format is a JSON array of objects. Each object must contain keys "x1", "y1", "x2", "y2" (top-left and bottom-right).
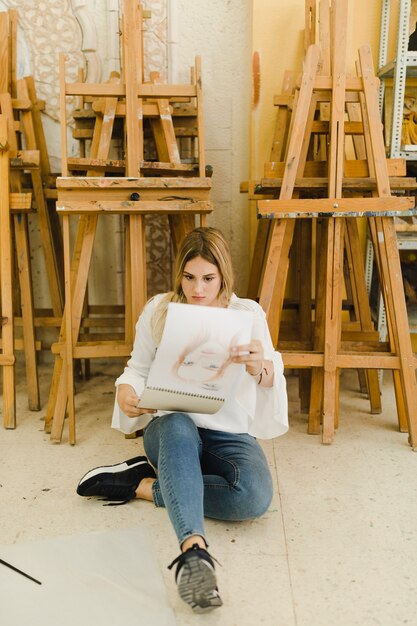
[{"x1": 143, "y1": 412, "x2": 273, "y2": 547}]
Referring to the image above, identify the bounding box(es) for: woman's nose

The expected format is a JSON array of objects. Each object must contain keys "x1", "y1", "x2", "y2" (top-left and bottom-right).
[{"x1": 194, "y1": 280, "x2": 204, "y2": 292}]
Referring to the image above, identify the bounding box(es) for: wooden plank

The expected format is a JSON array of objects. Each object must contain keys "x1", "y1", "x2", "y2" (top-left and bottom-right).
[
  {"x1": 8, "y1": 9, "x2": 17, "y2": 97},
  {"x1": 345, "y1": 218, "x2": 381, "y2": 413},
  {"x1": 57, "y1": 188, "x2": 210, "y2": 204},
  {"x1": 256, "y1": 176, "x2": 417, "y2": 191},
  {"x1": 0, "y1": 13, "x2": 8, "y2": 93},
  {"x1": 64, "y1": 82, "x2": 197, "y2": 98},
  {"x1": 92, "y1": 100, "x2": 162, "y2": 117},
  {"x1": 10, "y1": 193, "x2": 32, "y2": 210},
  {"x1": 305, "y1": 0, "x2": 316, "y2": 51},
  {"x1": 0, "y1": 114, "x2": 16, "y2": 427},
  {"x1": 56, "y1": 176, "x2": 212, "y2": 189},
  {"x1": 257, "y1": 196, "x2": 414, "y2": 215},
  {"x1": 282, "y1": 353, "x2": 402, "y2": 369},
  {"x1": 9, "y1": 150, "x2": 40, "y2": 168},
  {"x1": 195, "y1": 56, "x2": 206, "y2": 178},
  {"x1": 24, "y1": 76, "x2": 52, "y2": 181},
  {"x1": 264, "y1": 158, "x2": 406, "y2": 178},
  {"x1": 63, "y1": 214, "x2": 75, "y2": 444},
  {"x1": 56, "y1": 200, "x2": 213, "y2": 214},
  {"x1": 123, "y1": 0, "x2": 146, "y2": 344},
  {"x1": 310, "y1": 120, "x2": 363, "y2": 134},
  {"x1": 309, "y1": 75, "x2": 365, "y2": 91},
  {"x1": 321, "y1": 0, "x2": 348, "y2": 444},
  {"x1": 297, "y1": 219, "x2": 313, "y2": 411},
  {"x1": 318, "y1": 0, "x2": 331, "y2": 75},
  {"x1": 13, "y1": 214, "x2": 40, "y2": 410},
  {"x1": 274, "y1": 90, "x2": 360, "y2": 105},
  {"x1": 59, "y1": 54, "x2": 69, "y2": 176}
]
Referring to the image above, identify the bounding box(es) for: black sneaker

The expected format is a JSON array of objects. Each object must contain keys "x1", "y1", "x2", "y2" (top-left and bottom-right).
[
  {"x1": 168, "y1": 543, "x2": 222, "y2": 613},
  {"x1": 76, "y1": 456, "x2": 156, "y2": 505}
]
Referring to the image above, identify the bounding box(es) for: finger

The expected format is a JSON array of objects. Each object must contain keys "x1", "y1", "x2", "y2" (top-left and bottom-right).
[{"x1": 231, "y1": 345, "x2": 249, "y2": 356}]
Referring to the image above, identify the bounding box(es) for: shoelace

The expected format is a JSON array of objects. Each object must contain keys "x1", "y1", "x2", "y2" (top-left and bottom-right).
[
  {"x1": 168, "y1": 543, "x2": 220, "y2": 572},
  {"x1": 100, "y1": 498, "x2": 130, "y2": 506},
  {"x1": 97, "y1": 485, "x2": 136, "y2": 506}
]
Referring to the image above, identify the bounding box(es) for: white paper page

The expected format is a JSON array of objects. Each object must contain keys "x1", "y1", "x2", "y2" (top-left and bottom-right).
[{"x1": 145, "y1": 302, "x2": 253, "y2": 401}]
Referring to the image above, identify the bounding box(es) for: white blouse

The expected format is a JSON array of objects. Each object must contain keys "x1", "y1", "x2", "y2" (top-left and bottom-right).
[{"x1": 111, "y1": 293, "x2": 288, "y2": 440}]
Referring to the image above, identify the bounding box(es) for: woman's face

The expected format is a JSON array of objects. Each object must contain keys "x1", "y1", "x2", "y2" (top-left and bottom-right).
[{"x1": 181, "y1": 256, "x2": 222, "y2": 307}]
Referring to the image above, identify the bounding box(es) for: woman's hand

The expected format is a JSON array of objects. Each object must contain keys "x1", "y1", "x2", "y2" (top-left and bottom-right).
[
  {"x1": 230, "y1": 340, "x2": 274, "y2": 387},
  {"x1": 117, "y1": 384, "x2": 156, "y2": 418},
  {"x1": 230, "y1": 339, "x2": 264, "y2": 376}
]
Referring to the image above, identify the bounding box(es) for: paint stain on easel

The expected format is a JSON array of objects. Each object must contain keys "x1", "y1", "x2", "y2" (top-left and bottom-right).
[{"x1": 252, "y1": 51, "x2": 261, "y2": 110}]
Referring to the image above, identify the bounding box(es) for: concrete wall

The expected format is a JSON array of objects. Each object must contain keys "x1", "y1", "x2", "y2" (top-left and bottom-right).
[{"x1": 168, "y1": 0, "x2": 252, "y2": 295}]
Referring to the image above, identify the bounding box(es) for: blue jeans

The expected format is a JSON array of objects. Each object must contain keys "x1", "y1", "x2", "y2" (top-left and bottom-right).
[{"x1": 143, "y1": 412, "x2": 273, "y2": 547}]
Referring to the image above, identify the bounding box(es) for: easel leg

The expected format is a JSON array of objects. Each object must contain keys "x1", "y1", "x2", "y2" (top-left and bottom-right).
[
  {"x1": 0, "y1": 116, "x2": 16, "y2": 427},
  {"x1": 49, "y1": 215, "x2": 99, "y2": 442},
  {"x1": 297, "y1": 219, "x2": 313, "y2": 412},
  {"x1": 368, "y1": 217, "x2": 408, "y2": 433},
  {"x1": 13, "y1": 214, "x2": 40, "y2": 411},
  {"x1": 376, "y1": 217, "x2": 417, "y2": 446},
  {"x1": 308, "y1": 220, "x2": 327, "y2": 434},
  {"x1": 322, "y1": 218, "x2": 344, "y2": 444},
  {"x1": 259, "y1": 219, "x2": 296, "y2": 345},
  {"x1": 344, "y1": 218, "x2": 381, "y2": 414}
]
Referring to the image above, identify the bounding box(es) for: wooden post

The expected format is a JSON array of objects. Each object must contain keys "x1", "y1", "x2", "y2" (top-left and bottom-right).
[{"x1": 0, "y1": 114, "x2": 16, "y2": 427}]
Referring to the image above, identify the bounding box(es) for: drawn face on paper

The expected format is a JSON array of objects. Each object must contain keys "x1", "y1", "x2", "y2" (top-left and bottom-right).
[{"x1": 176, "y1": 338, "x2": 230, "y2": 383}]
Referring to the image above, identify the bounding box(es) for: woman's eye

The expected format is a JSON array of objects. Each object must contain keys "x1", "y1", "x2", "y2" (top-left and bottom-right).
[
  {"x1": 207, "y1": 364, "x2": 220, "y2": 369},
  {"x1": 182, "y1": 360, "x2": 194, "y2": 366},
  {"x1": 204, "y1": 276, "x2": 214, "y2": 282}
]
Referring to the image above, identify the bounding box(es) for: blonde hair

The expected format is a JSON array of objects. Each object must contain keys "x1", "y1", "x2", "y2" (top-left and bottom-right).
[{"x1": 151, "y1": 227, "x2": 234, "y2": 344}]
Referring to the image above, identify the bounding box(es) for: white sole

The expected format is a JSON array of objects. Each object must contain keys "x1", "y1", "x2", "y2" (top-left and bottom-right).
[
  {"x1": 177, "y1": 555, "x2": 222, "y2": 613},
  {"x1": 78, "y1": 458, "x2": 147, "y2": 485}
]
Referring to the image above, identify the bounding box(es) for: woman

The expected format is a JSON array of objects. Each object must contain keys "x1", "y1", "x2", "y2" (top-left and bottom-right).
[{"x1": 76, "y1": 226, "x2": 288, "y2": 613}]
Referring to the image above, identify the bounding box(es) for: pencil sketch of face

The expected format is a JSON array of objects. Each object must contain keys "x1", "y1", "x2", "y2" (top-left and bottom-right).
[{"x1": 173, "y1": 332, "x2": 235, "y2": 385}]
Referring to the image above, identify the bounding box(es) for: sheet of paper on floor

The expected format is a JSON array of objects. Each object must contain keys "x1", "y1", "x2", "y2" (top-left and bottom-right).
[{"x1": 0, "y1": 527, "x2": 177, "y2": 626}]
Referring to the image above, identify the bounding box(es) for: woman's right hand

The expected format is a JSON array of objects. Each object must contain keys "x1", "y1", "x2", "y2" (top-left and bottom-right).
[{"x1": 117, "y1": 384, "x2": 156, "y2": 418}]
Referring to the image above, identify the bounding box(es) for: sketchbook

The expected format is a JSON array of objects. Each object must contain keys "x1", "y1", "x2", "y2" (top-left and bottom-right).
[{"x1": 139, "y1": 302, "x2": 254, "y2": 414}]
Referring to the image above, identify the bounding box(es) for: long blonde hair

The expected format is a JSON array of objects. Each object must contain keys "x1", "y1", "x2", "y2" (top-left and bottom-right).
[{"x1": 151, "y1": 227, "x2": 234, "y2": 344}]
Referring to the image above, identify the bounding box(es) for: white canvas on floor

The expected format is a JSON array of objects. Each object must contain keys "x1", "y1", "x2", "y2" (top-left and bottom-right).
[{"x1": 0, "y1": 527, "x2": 177, "y2": 626}]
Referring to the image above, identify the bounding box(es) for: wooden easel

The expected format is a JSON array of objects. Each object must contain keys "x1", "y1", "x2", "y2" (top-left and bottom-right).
[
  {"x1": 0, "y1": 115, "x2": 34, "y2": 427},
  {"x1": 46, "y1": 0, "x2": 213, "y2": 443},
  {"x1": 254, "y1": 0, "x2": 417, "y2": 447},
  {"x1": 0, "y1": 8, "x2": 64, "y2": 422},
  {"x1": 0, "y1": 9, "x2": 63, "y2": 316}
]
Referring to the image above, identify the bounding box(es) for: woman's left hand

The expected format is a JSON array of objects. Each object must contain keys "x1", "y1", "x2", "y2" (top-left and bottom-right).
[{"x1": 230, "y1": 339, "x2": 264, "y2": 376}]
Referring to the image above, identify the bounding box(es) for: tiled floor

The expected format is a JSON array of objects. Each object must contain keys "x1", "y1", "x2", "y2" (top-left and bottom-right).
[{"x1": 1, "y1": 358, "x2": 417, "y2": 625}]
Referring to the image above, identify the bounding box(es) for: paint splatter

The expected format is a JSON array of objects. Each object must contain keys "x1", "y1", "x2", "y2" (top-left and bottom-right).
[{"x1": 252, "y1": 51, "x2": 261, "y2": 110}]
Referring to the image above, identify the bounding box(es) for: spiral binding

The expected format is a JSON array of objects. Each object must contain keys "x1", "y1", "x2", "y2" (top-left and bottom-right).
[{"x1": 147, "y1": 386, "x2": 224, "y2": 401}]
